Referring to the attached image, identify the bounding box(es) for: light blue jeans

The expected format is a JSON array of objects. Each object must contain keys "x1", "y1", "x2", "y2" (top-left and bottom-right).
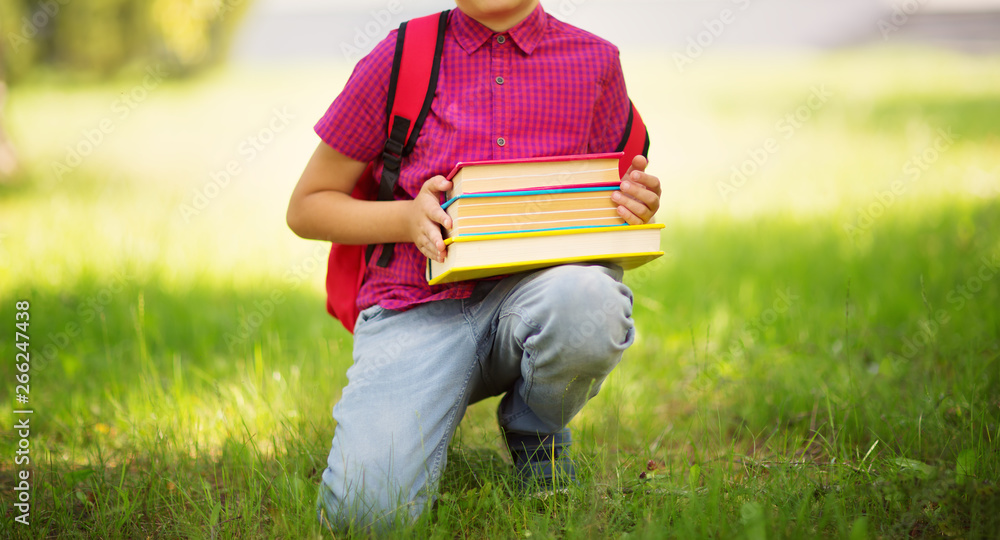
[{"x1": 317, "y1": 263, "x2": 635, "y2": 531}]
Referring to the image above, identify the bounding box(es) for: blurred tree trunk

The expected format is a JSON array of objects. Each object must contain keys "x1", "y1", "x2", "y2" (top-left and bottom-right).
[{"x1": 0, "y1": 78, "x2": 17, "y2": 182}]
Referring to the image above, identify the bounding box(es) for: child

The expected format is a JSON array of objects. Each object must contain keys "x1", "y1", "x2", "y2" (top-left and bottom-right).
[{"x1": 286, "y1": 0, "x2": 660, "y2": 531}]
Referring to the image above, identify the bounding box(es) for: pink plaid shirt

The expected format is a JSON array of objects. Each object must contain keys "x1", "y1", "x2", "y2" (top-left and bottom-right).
[{"x1": 315, "y1": 4, "x2": 632, "y2": 312}]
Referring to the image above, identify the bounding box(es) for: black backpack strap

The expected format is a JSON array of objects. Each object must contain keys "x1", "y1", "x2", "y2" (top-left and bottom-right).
[{"x1": 366, "y1": 10, "x2": 449, "y2": 267}]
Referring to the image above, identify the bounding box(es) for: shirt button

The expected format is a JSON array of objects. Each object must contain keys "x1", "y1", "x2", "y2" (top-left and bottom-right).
[
  {"x1": 497, "y1": 35, "x2": 506, "y2": 44},
  {"x1": 495, "y1": 76, "x2": 504, "y2": 85},
  {"x1": 497, "y1": 137, "x2": 506, "y2": 147}
]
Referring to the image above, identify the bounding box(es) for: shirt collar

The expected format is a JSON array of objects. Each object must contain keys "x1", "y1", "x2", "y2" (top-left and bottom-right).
[{"x1": 451, "y1": 3, "x2": 547, "y2": 56}]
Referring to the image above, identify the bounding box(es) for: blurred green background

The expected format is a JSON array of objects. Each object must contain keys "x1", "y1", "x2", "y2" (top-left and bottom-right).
[
  {"x1": 1, "y1": 0, "x2": 999, "y2": 538},
  {"x1": 0, "y1": 0, "x2": 250, "y2": 81}
]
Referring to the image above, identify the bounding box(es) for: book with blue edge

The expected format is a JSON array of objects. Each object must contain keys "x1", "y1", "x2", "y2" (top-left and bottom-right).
[{"x1": 427, "y1": 153, "x2": 664, "y2": 285}]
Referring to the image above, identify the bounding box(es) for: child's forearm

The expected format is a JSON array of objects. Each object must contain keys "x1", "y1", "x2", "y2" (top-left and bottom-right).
[
  {"x1": 287, "y1": 191, "x2": 415, "y2": 245},
  {"x1": 288, "y1": 143, "x2": 451, "y2": 262},
  {"x1": 287, "y1": 142, "x2": 424, "y2": 246}
]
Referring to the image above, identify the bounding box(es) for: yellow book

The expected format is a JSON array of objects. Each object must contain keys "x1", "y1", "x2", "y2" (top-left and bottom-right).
[{"x1": 426, "y1": 224, "x2": 665, "y2": 285}]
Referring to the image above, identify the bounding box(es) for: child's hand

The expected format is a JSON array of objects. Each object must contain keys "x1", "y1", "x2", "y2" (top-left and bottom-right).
[
  {"x1": 409, "y1": 175, "x2": 453, "y2": 263},
  {"x1": 613, "y1": 155, "x2": 661, "y2": 225}
]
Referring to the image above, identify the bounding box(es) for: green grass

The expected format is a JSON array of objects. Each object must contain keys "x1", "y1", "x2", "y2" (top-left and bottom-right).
[{"x1": 1, "y1": 47, "x2": 999, "y2": 538}]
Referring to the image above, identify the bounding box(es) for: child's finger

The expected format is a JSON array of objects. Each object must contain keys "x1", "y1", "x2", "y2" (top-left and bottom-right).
[
  {"x1": 430, "y1": 206, "x2": 452, "y2": 230},
  {"x1": 627, "y1": 170, "x2": 661, "y2": 197},
  {"x1": 418, "y1": 237, "x2": 438, "y2": 262},
  {"x1": 418, "y1": 176, "x2": 453, "y2": 229},
  {"x1": 617, "y1": 178, "x2": 659, "y2": 214},
  {"x1": 616, "y1": 205, "x2": 645, "y2": 226},
  {"x1": 621, "y1": 155, "x2": 648, "y2": 179},
  {"x1": 422, "y1": 224, "x2": 447, "y2": 262},
  {"x1": 422, "y1": 175, "x2": 453, "y2": 196},
  {"x1": 614, "y1": 195, "x2": 652, "y2": 225},
  {"x1": 418, "y1": 198, "x2": 451, "y2": 230},
  {"x1": 616, "y1": 179, "x2": 658, "y2": 212}
]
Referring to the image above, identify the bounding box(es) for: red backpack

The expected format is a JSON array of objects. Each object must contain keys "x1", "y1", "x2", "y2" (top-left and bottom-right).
[{"x1": 325, "y1": 10, "x2": 650, "y2": 333}]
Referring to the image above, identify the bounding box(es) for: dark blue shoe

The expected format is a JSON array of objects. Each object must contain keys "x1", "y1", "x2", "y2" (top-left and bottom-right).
[{"x1": 501, "y1": 427, "x2": 577, "y2": 494}]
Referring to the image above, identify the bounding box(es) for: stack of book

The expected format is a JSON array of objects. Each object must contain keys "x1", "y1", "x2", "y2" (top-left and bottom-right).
[{"x1": 426, "y1": 152, "x2": 664, "y2": 285}]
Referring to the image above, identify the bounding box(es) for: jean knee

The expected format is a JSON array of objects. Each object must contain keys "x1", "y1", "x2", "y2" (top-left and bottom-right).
[
  {"x1": 542, "y1": 266, "x2": 634, "y2": 358},
  {"x1": 544, "y1": 264, "x2": 630, "y2": 311}
]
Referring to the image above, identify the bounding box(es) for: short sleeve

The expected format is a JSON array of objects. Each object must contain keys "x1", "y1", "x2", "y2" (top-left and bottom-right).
[
  {"x1": 587, "y1": 48, "x2": 631, "y2": 156},
  {"x1": 314, "y1": 31, "x2": 398, "y2": 163}
]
